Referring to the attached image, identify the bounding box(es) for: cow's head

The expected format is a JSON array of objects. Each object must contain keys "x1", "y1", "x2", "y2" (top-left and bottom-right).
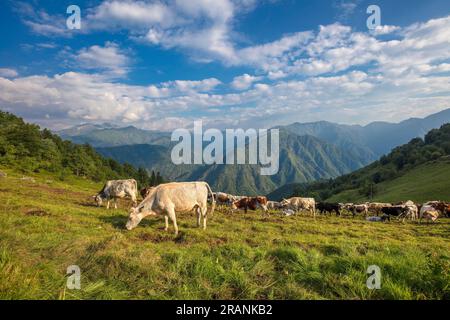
[
  {"x1": 93, "y1": 194, "x2": 103, "y2": 206},
  {"x1": 255, "y1": 197, "x2": 268, "y2": 212},
  {"x1": 280, "y1": 198, "x2": 289, "y2": 206},
  {"x1": 125, "y1": 207, "x2": 144, "y2": 230}
]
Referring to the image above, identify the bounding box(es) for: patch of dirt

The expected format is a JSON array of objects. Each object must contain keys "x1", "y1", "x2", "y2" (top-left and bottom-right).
[
  {"x1": 30, "y1": 184, "x2": 87, "y2": 197},
  {"x1": 245, "y1": 238, "x2": 259, "y2": 247},
  {"x1": 174, "y1": 232, "x2": 188, "y2": 244},
  {"x1": 210, "y1": 236, "x2": 228, "y2": 246},
  {"x1": 271, "y1": 238, "x2": 283, "y2": 245},
  {"x1": 24, "y1": 208, "x2": 50, "y2": 217}
]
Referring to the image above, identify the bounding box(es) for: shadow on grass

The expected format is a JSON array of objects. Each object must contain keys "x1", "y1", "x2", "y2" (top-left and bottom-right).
[
  {"x1": 77, "y1": 201, "x2": 98, "y2": 208},
  {"x1": 99, "y1": 214, "x2": 161, "y2": 230}
]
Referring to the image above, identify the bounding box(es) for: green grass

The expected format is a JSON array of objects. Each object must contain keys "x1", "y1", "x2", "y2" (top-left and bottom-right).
[
  {"x1": 0, "y1": 168, "x2": 449, "y2": 300},
  {"x1": 327, "y1": 159, "x2": 450, "y2": 203}
]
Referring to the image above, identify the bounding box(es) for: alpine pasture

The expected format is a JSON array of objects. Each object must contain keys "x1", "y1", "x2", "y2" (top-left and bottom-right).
[{"x1": 0, "y1": 169, "x2": 448, "y2": 300}]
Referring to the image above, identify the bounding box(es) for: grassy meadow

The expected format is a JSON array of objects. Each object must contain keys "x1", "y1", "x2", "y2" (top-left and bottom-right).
[{"x1": 0, "y1": 168, "x2": 449, "y2": 300}]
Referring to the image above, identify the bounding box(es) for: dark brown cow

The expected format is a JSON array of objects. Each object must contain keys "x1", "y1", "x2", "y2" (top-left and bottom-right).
[
  {"x1": 231, "y1": 196, "x2": 268, "y2": 214},
  {"x1": 317, "y1": 202, "x2": 342, "y2": 216}
]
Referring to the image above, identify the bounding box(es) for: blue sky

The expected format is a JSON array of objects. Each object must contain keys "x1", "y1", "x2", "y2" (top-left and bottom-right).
[{"x1": 0, "y1": 0, "x2": 449, "y2": 130}]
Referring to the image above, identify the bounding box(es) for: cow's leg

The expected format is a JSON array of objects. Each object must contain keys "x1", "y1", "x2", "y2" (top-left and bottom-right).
[
  {"x1": 196, "y1": 207, "x2": 201, "y2": 227},
  {"x1": 201, "y1": 206, "x2": 208, "y2": 230},
  {"x1": 106, "y1": 200, "x2": 110, "y2": 210},
  {"x1": 167, "y1": 207, "x2": 178, "y2": 235},
  {"x1": 114, "y1": 199, "x2": 118, "y2": 209},
  {"x1": 164, "y1": 216, "x2": 169, "y2": 232}
]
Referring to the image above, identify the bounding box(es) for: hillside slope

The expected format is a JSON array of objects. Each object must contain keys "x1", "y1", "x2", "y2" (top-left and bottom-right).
[
  {"x1": 327, "y1": 158, "x2": 450, "y2": 203},
  {"x1": 0, "y1": 110, "x2": 160, "y2": 187},
  {"x1": 268, "y1": 123, "x2": 450, "y2": 201}
]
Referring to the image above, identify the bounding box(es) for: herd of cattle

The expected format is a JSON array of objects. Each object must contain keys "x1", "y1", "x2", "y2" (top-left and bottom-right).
[{"x1": 93, "y1": 179, "x2": 450, "y2": 235}]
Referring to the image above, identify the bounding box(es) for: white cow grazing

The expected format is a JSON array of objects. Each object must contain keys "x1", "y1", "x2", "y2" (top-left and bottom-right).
[
  {"x1": 126, "y1": 181, "x2": 215, "y2": 235},
  {"x1": 404, "y1": 201, "x2": 418, "y2": 221},
  {"x1": 280, "y1": 197, "x2": 316, "y2": 217},
  {"x1": 94, "y1": 179, "x2": 138, "y2": 209}
]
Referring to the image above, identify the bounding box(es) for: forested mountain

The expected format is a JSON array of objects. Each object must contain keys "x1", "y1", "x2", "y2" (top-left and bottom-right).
[
  {"x1": 96, "y1": 129, "x2": 367, "y2": 195},
  {"x1": 0, "y1": 111, "x2": 163, "y2": 187},
  {"x1": 268, "y1": 123, "x2": 450, "y2": 201}
]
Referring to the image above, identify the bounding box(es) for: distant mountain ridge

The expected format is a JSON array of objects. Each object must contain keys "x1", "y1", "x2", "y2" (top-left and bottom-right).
[
  {"x1": 58, "y1": 108, "x2": 450, "y2": 195},
  {"x1": 58, "y1": 122, "x2": 120, "y2": 137},
  {"x1": 59, "y1": 124, "x2": 171, "y2": 148},
  {"x1": 95, "y1": 129, "x2": 366, "y2": 195},
  {"x1": 280, "y1": 108, "x2": 450, "y2": 158}
]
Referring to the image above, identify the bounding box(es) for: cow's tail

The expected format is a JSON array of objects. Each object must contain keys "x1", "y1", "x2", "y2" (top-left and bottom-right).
[
  {"x1": 205, "y1": 182, "x2": 215, "y2": 217},
  {"x1": 132, "y1": 179, "x2": 138, "y2": 206}
]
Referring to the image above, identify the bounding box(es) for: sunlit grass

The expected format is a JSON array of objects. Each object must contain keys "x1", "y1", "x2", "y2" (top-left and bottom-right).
[{"x1": 0, "y1": 169, "x2": 449, "y2": 299}]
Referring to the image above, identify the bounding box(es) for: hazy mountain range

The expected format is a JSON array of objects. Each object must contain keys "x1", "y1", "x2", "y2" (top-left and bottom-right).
[{"x1": 58, "y1": 108, "x2": 450, "y2": 195}]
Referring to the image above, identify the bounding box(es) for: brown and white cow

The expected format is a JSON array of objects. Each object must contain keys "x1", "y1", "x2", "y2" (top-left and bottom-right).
[
  {"x1": 214, "y1": 192, "x2": 235, "y2": 206},
  {"x1": 231, "y1": 196, "x2": 268, "y2": 214},
  {"x1": 345, "y1": 203, "x2": 369, "y2": 217},
  {"x1": 280, "y1": 197, "x2": 316, "y2": 217},
  {"x1": 126, "y1": 181, "x2": 215, "y2": 235},
  {"x1": 367, "y1": 202, "x2": 392, "y2": 215},
  {"x1": 425, "y1": 201, "x2": 449, "y2": 217},
  {"x1": 94, "y1": 179, "x2": 138, "y2": 209}
]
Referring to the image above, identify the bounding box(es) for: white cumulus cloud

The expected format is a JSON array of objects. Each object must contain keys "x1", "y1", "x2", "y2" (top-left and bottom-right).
[{"x1": 231, "y1": 74, "x2": 263, "y2": 90}]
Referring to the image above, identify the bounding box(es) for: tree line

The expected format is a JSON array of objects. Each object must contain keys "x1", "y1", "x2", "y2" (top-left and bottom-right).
[{"x1": 0, "y1": 110, "x2": 165, "y2": 187}]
